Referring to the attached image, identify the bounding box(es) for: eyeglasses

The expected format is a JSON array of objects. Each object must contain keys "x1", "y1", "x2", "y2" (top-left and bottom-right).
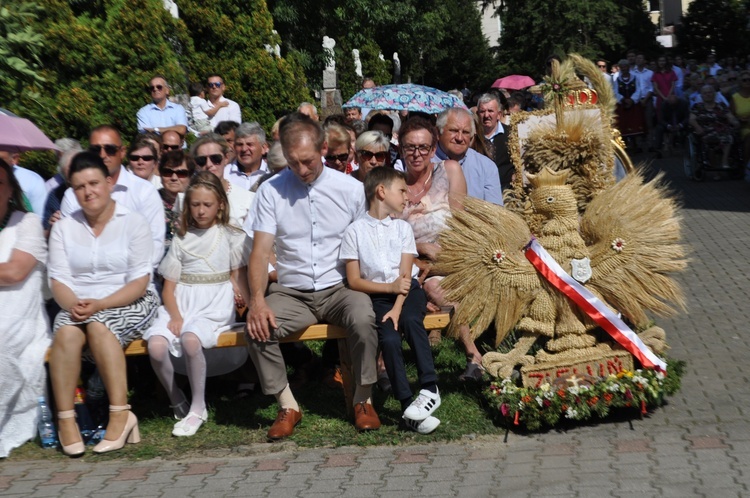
[
  {"x1": 89, "y1": 144, "x2": 121, "y2": 156},
  {"x1": 401, "y1": 144, "x2": 432, "y2": 156},
  {"x1": 162, "y1": 144, "x2": 181, "y2": 151},
  {"x1": 207, "y1": 82, "x2": 223, "y2": 89},
  {"x1": 128, "y1": 154, "x2": 155, "y2": 162},
  {"x1": 325, "y1": 153, "x2": 349, "y2": 163},
  {"x1": 160, "y1": 168, "x2": 191, "y2": 179},
  {"x1": 194, "y1": 154, "x2": 224, "y2": 167},
  {"x1": 148, "y1": 84, "x2": 164, "y2": 92},
  {"x1": 357, "y1": 150, "x2": 388, "y2": 162}
]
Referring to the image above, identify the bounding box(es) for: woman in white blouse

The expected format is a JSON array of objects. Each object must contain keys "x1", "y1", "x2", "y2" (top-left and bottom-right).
[{"x1": 47, "y1": 152, "x2": 159, "y2": 457}]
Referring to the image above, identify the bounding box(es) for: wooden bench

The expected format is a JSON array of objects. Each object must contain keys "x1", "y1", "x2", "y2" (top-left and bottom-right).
[{"x1": 49, "y1": 312, "x2": 452, "y2": 417}]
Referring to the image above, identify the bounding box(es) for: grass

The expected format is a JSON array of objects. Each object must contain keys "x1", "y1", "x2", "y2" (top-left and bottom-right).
[{"x1": 8, "y1": 337, "x2": 503, "y2": 462}]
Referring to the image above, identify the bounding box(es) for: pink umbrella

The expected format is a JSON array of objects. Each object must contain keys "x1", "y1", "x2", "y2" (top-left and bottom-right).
[
  {"x1": 0, "y1": 114, "x2": 59, "y2": 152},
  {"x1": 491, "y1": 75, "x2": 536, "y2": 91}
]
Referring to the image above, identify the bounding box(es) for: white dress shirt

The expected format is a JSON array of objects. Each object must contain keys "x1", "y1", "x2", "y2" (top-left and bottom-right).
[
  {"x1": 247, "y1": 166, "x2": 365, "y2": 291},
  {"x1": 48, "y1": 202, "x2": 153, "y2": 300},
  {"x1": 340, "y1": 213, "x2": 419, "y2": 283},
  {"x1": 207, "y1": 97, "x2": 242, "y2": 128},
  {"x1": 223, "y1": 160, "x2": 269, "y2": 191},
  {"x1": 61, "y1": 166, "x2": 165, "y2": 267},
  {"x1": 14, "y1": 165, "x2": 47, "y2": 215},
  {"x1": 632, "y1": 66, "x2": 654, "y2": 99}
]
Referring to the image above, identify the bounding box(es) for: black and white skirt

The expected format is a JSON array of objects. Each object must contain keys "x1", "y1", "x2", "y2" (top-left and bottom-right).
[{"x1": 53, "y1": 290, "x2": 160, "y2": 351}]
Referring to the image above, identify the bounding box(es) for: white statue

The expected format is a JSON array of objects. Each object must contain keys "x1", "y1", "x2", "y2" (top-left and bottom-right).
[
  {"x1": 323, "y1": 36, "x2": 336, "y2": 71},
  {"x1": 378, "y1": 52, "x2": 385, "y2": 62},
  {"x1": 352, "y1": 49, "x2": 363, "y2": 78},
  {"x1": 393, "y1": 52, "x2": 401, "y2": 73},
  {"x1": 264, "y1": 44, "x2": 274, "y2": 56},
  {"x1": 162, "y1": 0, "x2": 179, "y2": 18},
  {"x1": 274, "y1": 44, "x2": 281, "y2": 58}
]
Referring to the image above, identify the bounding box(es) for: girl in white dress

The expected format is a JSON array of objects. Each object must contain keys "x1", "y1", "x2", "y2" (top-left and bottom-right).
[{"x1": 144, "y1": 172, "x2": 251, "y2": 436}]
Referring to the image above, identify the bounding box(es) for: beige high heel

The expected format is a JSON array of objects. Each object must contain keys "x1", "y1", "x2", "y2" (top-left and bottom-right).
[
  {"x1": 57, "y1": 410, "x2": 85, "y2": 457},
  {"x1": 92, "y1": 404, "x2": 140, "y2": 454}
]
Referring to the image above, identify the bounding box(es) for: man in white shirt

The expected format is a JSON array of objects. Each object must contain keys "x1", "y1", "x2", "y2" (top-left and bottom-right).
[
  {"x1": 206, "y1": 74, "x2": 242, "y2": 130},
  {"x1": 244, "y1": 114, "x2": 380, "y2": 440},
  {"x1": 223, "y1": 122, "x2": 269, "y2": 190},
  {"x1": 60, "y1": 125, "x2": 165, "y2": 267},
  {"x1": 633, "y1": 54, "x2": 655, "y2": 148}
]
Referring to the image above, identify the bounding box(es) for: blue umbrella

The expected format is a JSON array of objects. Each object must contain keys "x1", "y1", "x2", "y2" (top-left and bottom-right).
[{"x1": 343, "y1": 83, "x2": 467, "y2": 113}]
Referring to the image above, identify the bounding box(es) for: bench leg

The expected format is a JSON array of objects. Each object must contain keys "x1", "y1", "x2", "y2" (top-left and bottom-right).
[{"x1": 337, "y1": 338, "x2": 355, "y2": 418}]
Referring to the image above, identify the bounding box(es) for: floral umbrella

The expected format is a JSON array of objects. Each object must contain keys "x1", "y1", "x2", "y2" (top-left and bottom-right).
[{"x1": 343, "y1": 83, "x2": 467, "y2": 113}]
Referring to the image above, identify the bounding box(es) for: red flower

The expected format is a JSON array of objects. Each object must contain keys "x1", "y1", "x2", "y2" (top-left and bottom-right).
[{"x1": 500, "y1": 403, "x2": 509, "y2": 417}]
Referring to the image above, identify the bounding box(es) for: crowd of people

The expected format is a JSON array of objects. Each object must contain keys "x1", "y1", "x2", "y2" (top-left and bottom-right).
[
  {"x1": 0, "y1": 71, "x2": 518, "y2": 458},
  {"x1": 3, "y1": 50, "x2": 747, "y2": 457},
  {"x1": 603, "y1": 51, "x2": 750, "y2": 170}
]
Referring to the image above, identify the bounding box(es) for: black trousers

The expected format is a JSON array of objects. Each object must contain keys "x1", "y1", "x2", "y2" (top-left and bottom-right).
[{"x1": 371, "y1": 280, "x2": 436, "y2": 403}]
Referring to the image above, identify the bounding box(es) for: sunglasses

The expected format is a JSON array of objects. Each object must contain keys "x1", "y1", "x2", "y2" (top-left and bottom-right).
[
  {"x1": 358, "y1": 150, "x2": 388, "y2": 162},
  {"x1": 89, "y1": 144, "x2": 121, "y2": 156},
  {"x1": 194, "y1": 154, "x2": 224, "y2": 167},
  {"x1": 597, "y1": 64, "x2": 607, "y2": 68},
  {"x1": 160, "y1": 168, "x2": 191, "y2": 179},
  {"x1": 207, "y1": 82, "x2": 223, "y2": 89},
  {"x1": 129, "y1": 154, "x2": 155, "y2": 162},
  {"x1": 162, "y1": 144, "x2": 181, "y2": 151},
  {"x1": 325, "y1": 153, "x2": 349, "y2": 163},
  {"x1": 148, "y1": 84, "x2": 164, "y2": 92}
]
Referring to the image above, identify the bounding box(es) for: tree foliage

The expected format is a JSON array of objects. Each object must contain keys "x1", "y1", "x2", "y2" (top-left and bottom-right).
[
  {"x1": 491, "y1": 0, "x2": 660, "y2": 78},
  {"x1": 268, "y1": 0, "x2": 498, "y2": 98},
  {"x1": 3, "y1": 0, "x2": 309, "y2": 161},
  {"x1": 0, "y1": 3, "x2": 46, "y2": 95},
  {"x1": 676, "y1": 0, "x2": 749, "y2": 59}
]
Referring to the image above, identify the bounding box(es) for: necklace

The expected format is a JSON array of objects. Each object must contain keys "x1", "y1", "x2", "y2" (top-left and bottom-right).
[{"x1": 407, "y1": 168, "x2": 433, "y2": 201}]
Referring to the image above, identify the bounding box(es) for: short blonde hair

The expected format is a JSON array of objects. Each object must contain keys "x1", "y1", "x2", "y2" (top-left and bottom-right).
[{"x1": 324, "y1": 123, "x2": 351, "y2": 151}]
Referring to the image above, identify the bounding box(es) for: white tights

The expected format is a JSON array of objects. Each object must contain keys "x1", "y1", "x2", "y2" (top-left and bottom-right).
[{"x1": 148, "y1": 333, "x2": 207, "y2": 427}]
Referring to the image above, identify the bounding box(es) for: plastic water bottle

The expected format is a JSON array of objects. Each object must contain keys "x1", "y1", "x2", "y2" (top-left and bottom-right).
[
  {"x1": 37, "y1": 396, "x2": 58, "y2": 448},
  {"x1": 74, "y1": 388, "x2": 95, "y2": 444}
]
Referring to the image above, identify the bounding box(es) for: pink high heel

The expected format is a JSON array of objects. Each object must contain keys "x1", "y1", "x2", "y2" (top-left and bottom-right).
[
  {"x1": 92, "y1": 404, "x2": 140, "y2": 454},
  {"x1": 57, "y1": 410, "x2": 85, "y2": 457}
]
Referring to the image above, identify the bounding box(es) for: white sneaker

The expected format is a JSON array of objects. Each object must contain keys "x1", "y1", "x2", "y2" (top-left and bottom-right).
[
  {"x1": 403, "y1": 388, "x2": 441, "y2": 421},
  {"x1": 403, "y1": 415, "x2": 440, "y2": 434},
  {"x1": 172, "y1": 409, "x2": 208, "y2": 437}
]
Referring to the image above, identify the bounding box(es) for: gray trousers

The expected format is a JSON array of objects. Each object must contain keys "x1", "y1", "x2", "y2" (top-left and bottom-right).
[{"x1": 247, "y1": 282, "x2": 377, "y2": 395}]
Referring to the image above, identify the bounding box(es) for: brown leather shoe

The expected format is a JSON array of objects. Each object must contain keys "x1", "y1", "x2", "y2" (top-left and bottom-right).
[
  {"x1": 267, "y1": 408, "x2": 302, "y2": 440},
  {"x1": 353, "y1": 402, "x2": 381, "y2": 431}
]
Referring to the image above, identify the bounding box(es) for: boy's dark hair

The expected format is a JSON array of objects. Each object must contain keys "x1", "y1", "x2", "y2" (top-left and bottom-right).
[
  {"x1": 214, "y1": 120, "x2": 240, "y2": 136},
  {"x1": 364, "y1": 166, "x2": 406, "y2": 209},
  {"x1": 189, "y1": 82, "x2": 205, "y2": 97}
]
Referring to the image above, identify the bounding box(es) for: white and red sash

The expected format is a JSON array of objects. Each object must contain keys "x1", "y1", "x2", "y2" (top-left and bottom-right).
[{"x1": 524, "y1": 239, "x2": 667, "y2": 373}]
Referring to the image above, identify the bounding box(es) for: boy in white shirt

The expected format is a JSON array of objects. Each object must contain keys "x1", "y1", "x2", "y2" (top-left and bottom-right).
[
  {"x1": 340, "y1": 167, "x2": 441, "y2": 434},
  {"x1": 188, "y1": 82, "x2": 227, "y2": 135}
]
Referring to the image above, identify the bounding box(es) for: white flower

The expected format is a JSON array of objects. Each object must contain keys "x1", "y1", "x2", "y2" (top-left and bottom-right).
[
  {"x1": 565, "y1": 407, "x2": 578, "y2": 419},
  {"x1": 492, "y1": 249, "x2": 506, "y2": 263},
  {"x1": 656, "y1": 371, "x2": 665, "y2": 381},
  {"x1": 632, "y1": 375, "x2": 648, "y2": 385},
  {"x1": 611, "y1": 238, "x2": 626, "y2": 252},
  {"x1": 568, "y1": 386, "x2": 579, "y2": 396},
  {"x1": 539, "y1": 383, "x2": 551, "y2": 393},
  {"x1": 607, "y1": 383, "x2": 621, "y2": 392},
  {"x1": 544, "y1": 390, "x2": 555, "y2": 399},
  {"x1": 536, "y1": 396, "x2": 544, "y2": 407}
]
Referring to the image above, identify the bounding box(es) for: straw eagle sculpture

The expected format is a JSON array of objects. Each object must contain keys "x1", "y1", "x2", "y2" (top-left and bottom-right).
[{"x1": 435, "y1": 54, "x2": 688, "y2": 380}]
